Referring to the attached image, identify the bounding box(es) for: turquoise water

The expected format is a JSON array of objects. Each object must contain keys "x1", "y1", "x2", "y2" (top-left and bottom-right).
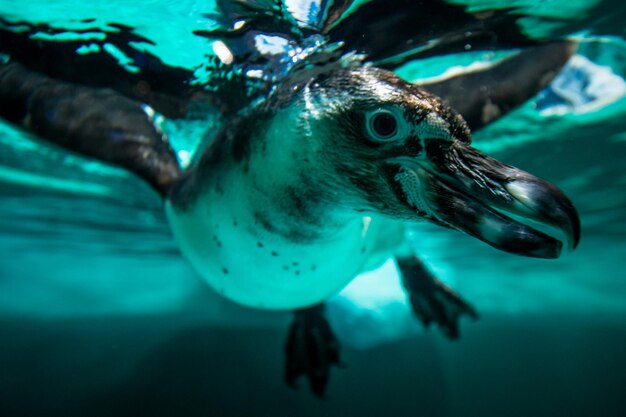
[{"x1": 1, "y1": 1, "x2": 625, "y2": 416}]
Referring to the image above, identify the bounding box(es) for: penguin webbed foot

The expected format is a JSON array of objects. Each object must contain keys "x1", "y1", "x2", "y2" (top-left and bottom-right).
[
  {"x1": 397, "y1": 256, "x2": 478, "y2": 339},
  {"x1": 284, "y1": 303, "x2": 341, "y2": 397}
]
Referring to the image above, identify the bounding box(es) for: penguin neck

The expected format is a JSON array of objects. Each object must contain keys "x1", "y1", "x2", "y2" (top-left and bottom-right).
[{"x1": 247, "y1": 105, "x2": 365, "y2": 244}]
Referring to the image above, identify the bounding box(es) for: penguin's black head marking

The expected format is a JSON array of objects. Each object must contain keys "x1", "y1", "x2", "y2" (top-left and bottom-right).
[{"x1": 309, "y1": 67, "x2": 471, "y2": 142}]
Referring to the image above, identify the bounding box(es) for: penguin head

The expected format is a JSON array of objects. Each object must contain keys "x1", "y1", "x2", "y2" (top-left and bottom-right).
[{"x1": 277, "y1": 67, "x2": 580, "y2": 258}]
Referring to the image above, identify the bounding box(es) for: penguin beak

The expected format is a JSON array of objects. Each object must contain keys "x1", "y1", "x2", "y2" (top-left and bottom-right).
[{"x1": 387, "y1": 140, "x2": 581, "y2": 258}]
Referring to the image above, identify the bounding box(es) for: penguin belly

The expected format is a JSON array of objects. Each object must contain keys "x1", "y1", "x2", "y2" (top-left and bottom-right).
[{"x1": 165, "y1": 191, "x2": 378, "y2": 310}]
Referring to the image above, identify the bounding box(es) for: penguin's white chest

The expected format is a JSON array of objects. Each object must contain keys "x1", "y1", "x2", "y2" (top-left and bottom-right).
[{"x1": 165, "y1": 190, "x2": 379, "y2": 310}]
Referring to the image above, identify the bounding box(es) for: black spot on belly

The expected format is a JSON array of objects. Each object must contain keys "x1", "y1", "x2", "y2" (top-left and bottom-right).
[
  {"x1": 271, "y1": 251, "x2": 279, "y2": 257},
  {"x1": 311, "y1": 265, "x2": 317, "y2": 271},
  {"x1": 295, "y1": 270, "x2": 300, "y2": 276},
  {"x1": 257, "y1": 241, "x2": 264, "y2": 248},
  {"x1": 292, "y1": 262, "x2": 299, "y2": 266},
  {"x1": 361, "y1": 246, "x2": 366, "y2": 253},
  {"x1": 213, "y1": 235, "x2": 222, "y2": 248},
  {"x1": 282, "y1": 265, "x2": 290, "y2": 271},
  {"x1": 233, "y1": 220, "x2": 238, "y2": 227},
  {"x1": 222, "y1": 267, "x2": 229, "y2": 275}
]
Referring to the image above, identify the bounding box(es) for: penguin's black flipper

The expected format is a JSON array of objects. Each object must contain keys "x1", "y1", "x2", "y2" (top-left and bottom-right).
[
  {"x1": 396, "y1": 256, "x2": 479, "y2": 340},
  {"x1": 284, "y1": 303, "x2": 341, "y2": 397},
  {"x1": 420, "y1": 41, "x2": 577, "y2": 131},
  {"x1": 0, "y1": 62, "x2": 181, "y2": 197}
]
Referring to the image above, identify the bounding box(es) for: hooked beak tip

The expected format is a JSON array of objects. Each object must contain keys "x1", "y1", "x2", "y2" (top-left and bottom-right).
[{"x1": 505, "y1": 179, "x2": 581, "y2": 254}]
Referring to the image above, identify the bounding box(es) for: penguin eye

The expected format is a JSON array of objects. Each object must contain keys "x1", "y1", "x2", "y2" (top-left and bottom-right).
[{"x1": 365, "y1": 109, "x2": 404, "y2": 142}]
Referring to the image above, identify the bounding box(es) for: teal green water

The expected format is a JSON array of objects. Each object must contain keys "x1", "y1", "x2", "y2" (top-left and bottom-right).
[{"x1": 0, "y1": 1, "x2": 625, "y2": 416}]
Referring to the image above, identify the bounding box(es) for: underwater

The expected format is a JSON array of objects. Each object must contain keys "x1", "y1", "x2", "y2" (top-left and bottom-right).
[{"x1": 0, "y1": 0, "x2": 625, "y2": 416}]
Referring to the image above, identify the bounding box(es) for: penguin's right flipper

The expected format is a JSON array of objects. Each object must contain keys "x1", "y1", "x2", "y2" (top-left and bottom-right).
[{"x1": 0, "y1": 62, "x2": 181, "y2": 197}]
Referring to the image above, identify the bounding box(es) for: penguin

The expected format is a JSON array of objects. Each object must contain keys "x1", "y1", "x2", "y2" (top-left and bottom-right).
[
  {"x1": 0, "y1": 61, "x2": 580, "y2": 396},
  {"x1": 0, "y1": 0, "x2": 585, "y2": 397}
]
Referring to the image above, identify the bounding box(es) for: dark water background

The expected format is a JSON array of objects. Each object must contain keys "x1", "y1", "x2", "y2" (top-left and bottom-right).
[{"x1": 0, "y1": 1, "x2": 625, "y2": 416}]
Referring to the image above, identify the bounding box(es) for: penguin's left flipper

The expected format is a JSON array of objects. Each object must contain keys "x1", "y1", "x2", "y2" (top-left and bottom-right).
[
  {"x1": 284, "y1": 303, "x2": 341, "y2": 397},
  {"x1": 0, "y1": 62, "x2": 181, "y2": 197},
  {"x1": 396, "y1": 255, "x2": 479, "y2": 339}
]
